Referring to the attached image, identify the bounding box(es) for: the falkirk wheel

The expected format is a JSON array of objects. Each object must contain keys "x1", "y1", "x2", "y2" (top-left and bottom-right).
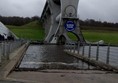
[{"x1": 41, "y1": 0, "x2": 85, "y2": 44}]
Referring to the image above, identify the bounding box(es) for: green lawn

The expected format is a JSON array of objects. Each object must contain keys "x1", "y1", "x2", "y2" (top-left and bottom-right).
[
  {"x1": 7, "y1": 21, "x2": 118, "y2": 44},
  {"x1": 7, "y1": 21, "x2": 45, "y2": 40},
  {"x1": 10, "y1": 28, "x2": 44, "y2": 40},
  {"x1": 82, "y1": 30, "x2": 118, "y2": 44},
  {"x1": 67, "y1": 30, "x2": 118, "y2": 44}
]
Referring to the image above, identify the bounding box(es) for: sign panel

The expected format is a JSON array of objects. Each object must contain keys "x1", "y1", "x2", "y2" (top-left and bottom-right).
[{"x1": 64, "y1": 21, "x2": 76, "y2": 31}]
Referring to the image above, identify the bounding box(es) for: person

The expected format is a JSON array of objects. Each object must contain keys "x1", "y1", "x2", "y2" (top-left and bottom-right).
[
  {"x1": 0, "y1": 34, "x2": 4, "y2": 41},
  {"x1": 1, "y1": 35, "x2": 4, "y2": 41},
  {"x1": 3, "y1": 33, "x2": 7, "y2": 41},
  {"x1": 0, "y1": 34, "x2": 2, "y2": 41},
  {"x1": 7, "y1": 35, "x2": 14, "y2": 41}
]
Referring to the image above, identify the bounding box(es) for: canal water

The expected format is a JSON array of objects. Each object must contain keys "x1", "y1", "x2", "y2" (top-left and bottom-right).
[{"x1": 18, "y1": 45, "x2": 96, "y2": 70}]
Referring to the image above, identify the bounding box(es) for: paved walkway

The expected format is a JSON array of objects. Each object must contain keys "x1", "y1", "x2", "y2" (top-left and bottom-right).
[
  {"x1": 4, "y1": 70, "x2": 118, "y2": 83},
  {"x1": 0, "y1": 80, "x2": 24, "y2": 83}
]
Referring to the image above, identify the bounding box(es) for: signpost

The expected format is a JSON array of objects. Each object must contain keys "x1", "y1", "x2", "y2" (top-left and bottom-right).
[{"x1": 64, "y1": 21, "x2": 76, "y2": 31}]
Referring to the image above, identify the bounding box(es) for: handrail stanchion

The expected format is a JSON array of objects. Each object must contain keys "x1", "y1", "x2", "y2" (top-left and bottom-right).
[
  {"x1": 96, "y1": 43, "x2": 99, "y2": 61},
  {"x1": 106, "y1": 44, "x2": 110, "y2": 64}
]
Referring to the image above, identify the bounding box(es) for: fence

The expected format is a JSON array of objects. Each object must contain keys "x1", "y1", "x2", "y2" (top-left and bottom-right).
[
  {"x1": 65, "y1": 43, "x2": 118, "y2": 68},
  {"x1": 0, "y1": 40, "x2": 26, "y2": 65}
]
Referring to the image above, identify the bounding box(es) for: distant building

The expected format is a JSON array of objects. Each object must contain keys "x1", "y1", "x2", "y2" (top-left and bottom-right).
[{"x1": 0, "y1": 21, "x2": 18, "y2": 41}]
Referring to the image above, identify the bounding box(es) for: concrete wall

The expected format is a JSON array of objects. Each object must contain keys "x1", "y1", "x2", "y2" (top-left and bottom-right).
[{"x1": 0, "y1": 41, "x2": 26, "y2": 64}]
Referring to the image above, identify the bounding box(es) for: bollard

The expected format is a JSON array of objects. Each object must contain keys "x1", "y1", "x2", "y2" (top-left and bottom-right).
[
  {"x1": 106, "y1": 44, "x2": 110, "y2": 64},
  {"x1": 96, "y1": 43, "x2": 99, "y2": 61},
  {"x1": 88, "y1": 44, "x2": 91, "y2": 58}
]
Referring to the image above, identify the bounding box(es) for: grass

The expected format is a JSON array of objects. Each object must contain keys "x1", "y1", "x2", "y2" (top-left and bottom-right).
[
  {"x1": 7, "y1": 21, "x2": 45, "y2": 40},
  {"x1": 67, "y1": 29, "x2": 118, "y2": 44},
  {"x1": 82, "y1": 30, "x2": 118, "y2": 44},
  {"x1": 6, "y1": 22, "x2": 118, "y2": 44}
]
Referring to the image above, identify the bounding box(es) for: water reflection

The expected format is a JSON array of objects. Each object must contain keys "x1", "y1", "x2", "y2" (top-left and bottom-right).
[{"x1": 19, "y1": 45, "x2": 96, "y2": 70}]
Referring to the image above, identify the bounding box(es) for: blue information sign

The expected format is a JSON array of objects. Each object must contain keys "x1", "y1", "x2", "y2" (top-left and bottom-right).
[{"x1": 64, "y1": 21, "x2": 76, "y2": 31}]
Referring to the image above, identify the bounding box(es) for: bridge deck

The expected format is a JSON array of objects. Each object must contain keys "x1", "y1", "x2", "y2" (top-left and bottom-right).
[
  {"x1": 0, "y1": 44, "x2": 118, "y2": 83},
  {"x1": 7, "y1": 70, "x2": 118, "y2": 83}
]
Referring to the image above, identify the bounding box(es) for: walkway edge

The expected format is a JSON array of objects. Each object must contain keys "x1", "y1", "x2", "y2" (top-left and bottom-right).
[
  {"x1": 64, "y1": 50, "x2": 118, "y2": 73},
  {"x1": 0, "y1": 43, "x2": 29, "y2": 79}
]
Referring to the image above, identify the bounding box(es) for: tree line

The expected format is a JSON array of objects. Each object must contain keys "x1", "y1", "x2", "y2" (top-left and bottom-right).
[
  {"x1": 0, "y1": 15, "x2": 118, "y2": 28},
  {"x1": 0, "y1": 15, "x2": 40, "y2": 26},
  {"x1": 79, "y1": 19, "x2": 118, "y2": 28}
]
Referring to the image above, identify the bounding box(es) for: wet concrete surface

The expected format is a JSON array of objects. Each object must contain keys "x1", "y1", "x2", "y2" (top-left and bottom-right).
[{"x1": 18, "y1": 45, "x2": 96, "y2": 70}]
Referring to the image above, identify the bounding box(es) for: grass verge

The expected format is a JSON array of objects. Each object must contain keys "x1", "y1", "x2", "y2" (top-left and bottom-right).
[{"x1": 7, "y1": 21, "x2": 45, "y2": 41}]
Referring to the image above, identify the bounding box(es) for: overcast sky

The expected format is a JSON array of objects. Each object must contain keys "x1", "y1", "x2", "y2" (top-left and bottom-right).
[{"x1": 0, "y1": 0, "x2": 118, "y2": 23}]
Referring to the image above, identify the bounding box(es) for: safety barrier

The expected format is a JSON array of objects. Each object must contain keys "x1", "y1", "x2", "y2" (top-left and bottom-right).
[
  {"x1": 0, "y1": 40, "x2": 26, "y2": 64},
  {"x1": 65, "y1": 43, "x2": 118, "y2": 68}
]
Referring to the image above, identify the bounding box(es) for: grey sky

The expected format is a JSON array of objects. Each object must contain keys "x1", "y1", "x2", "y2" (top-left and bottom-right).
[
  {"x1": 79, "y1": 0, "x2": 118, "y2": 23},
  {"x1": 0, "y1": 0, "x2": 118, "y2": 23},
  {"x1": 0, "y1": 0, "x2": 46, "y2": 17}
]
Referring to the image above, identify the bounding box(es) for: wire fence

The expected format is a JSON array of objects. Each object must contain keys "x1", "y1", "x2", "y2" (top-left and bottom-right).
[
  {"x1": 65, "y1": 43, "x2": 118, "y2": 68},
  {"x1": 0, "y1": 40, "x2": 26, "y2": 65}
]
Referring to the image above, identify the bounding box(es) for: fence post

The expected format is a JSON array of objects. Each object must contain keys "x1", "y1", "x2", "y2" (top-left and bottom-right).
[
  {"x1": 0, "y1": 43, "x2": 1, "y2": 64},
  {"x1": 77, "y1": 42, "x2": 80, "y2": 54},
  {"x1": 4, "y1": 42, "x2": 7, "y2": 60},
  {"x1": 82, "y1": 43, "x2": 85, "y2": 56},
  {"x1": 73, "y1": 44, "x2": 76, "y2": 53},
  {"x1": 66, "y1": 43, "x2": 69, "y2": 51},
  {"x1": 88, "y1": 44, "x2": 91, "y2": 58},
  {"x1": 96, "y1": 43, "x2": 99, "y2": 61},
  {"x1": 6, "y1": 43, "x2": 9, "y2": 60},
  {"x1": 2, "y1": 42, "x2": 5, "y2": 57},
  {"x1": 69, "y1": 44, "x2": 71, "y2": 52},
  {"x1": 106, "y1": 44, "x2": 110, "y2": 64}
]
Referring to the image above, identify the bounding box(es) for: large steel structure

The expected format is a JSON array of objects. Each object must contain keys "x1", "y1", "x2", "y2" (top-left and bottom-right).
[{"x1": 41, "y1": 0, "x2": 85, "y2": 44}]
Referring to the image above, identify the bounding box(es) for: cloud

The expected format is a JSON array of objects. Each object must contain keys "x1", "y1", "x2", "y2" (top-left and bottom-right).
[
  {"x1": 0, "y1": 0, "x2": 46, "y2": 17},
  {"x1": 0, "y1": 0, "x2": 118, "y2": 22},
  {"x1": 78, "y1": 0, "x2": 118, "y2": 22}
]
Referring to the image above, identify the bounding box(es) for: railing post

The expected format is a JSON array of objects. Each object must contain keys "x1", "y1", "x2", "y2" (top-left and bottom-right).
[
  {"x1": 6, "y1": 43, "x2": 9, "y2": 60},
  {"x1": 67, "y1": 43, "x2": 70, "y2": 52},
  {"x1": 96, "y1": 43, "x2": 99, "y2": 61},
  {"x1": 106, "y1": 44, "x2": 110, "y2": 64},
  {"x1": 0, "y1": 43, "x2": 1, "y2": 64},
  {"x1": 77, "y1": 42, "x2": 80, "y2": 54},
  {"x1": 74, "y1": 43, "x2": 76, "y2": 53},
  {"x1": 71, "y1": 44, "x2": 73, "y2": 52},
  {"x1": 82, "y1": 43, "x2": 85, "y2": 56},
  {"x1": 69, "y1": 44, "x2": 71, "y2": 52},
  {"x1": 88, "y1": 44, "x2": 91, "y2": 58},
  {"x1": 3, "y1": 42, "x2": 5, "y2": 57}
]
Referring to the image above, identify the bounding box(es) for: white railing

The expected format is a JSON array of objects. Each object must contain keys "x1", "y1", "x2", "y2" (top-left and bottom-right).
[
  {"x1": 65, "y1": 43, "x2": 118, "y2": 68},
  {"x1": 0, "y1": 40, "x2": 26, "y2": 64}
]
